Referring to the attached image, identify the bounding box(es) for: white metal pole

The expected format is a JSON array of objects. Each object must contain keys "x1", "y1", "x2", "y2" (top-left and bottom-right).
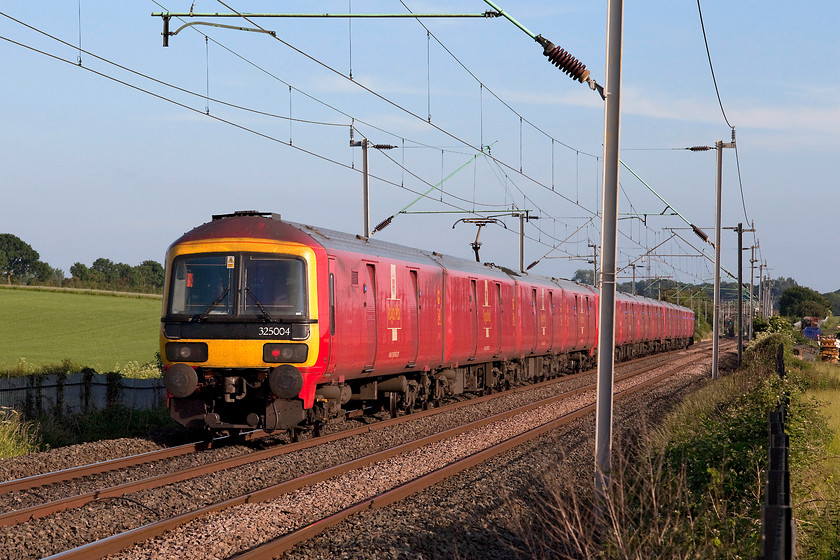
[
  {"x1": 712, "y1": 140, "x2": 723, "y2": 380},
  {"x1": 749, "y1": 246, "x2": 755, "y2": 340},
  {"x1": 362, "y1": 138, "x2": 370, "y2": 237},
  {"x1": 519, "y1": 213, "x2": 525, "y2": 273},
  {"x1": 594, "y1": 0, "x2": 623, "y2": 504}
]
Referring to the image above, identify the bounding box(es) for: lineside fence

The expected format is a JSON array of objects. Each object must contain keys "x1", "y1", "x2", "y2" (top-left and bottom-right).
[
  {"x1": 760, "y1": 343, "x2": 795, "y2": 560},
  {"x1": 0, "y1": 371, "x2": 166, "y2": 416}
]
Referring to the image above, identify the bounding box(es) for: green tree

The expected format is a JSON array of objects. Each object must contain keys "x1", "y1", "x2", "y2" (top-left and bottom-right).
[
  {"x1": 0, "y1": 234, "x2": 41, "y2": 284},
  {"x1": 824, "y1": 291, "x2": 840, "y2": 316},
  {"x1": 90, "y1": 258, "x2": 119, "y2": 287},
  {"x1": 778, "y1": 285, "x2": 830, "y2": 319},
  {"x1": 31, "y1": 261, "x2": 64, "y2": 286},
  {"x1": 69, "y1": 262, "x2": 90, "y2": 283},
  {"x1": 571, "y1": 269, "x2": 594, "y2": 286},
  {"x1": 133, "y1": 260, "x2": 165, "y2": 292}
]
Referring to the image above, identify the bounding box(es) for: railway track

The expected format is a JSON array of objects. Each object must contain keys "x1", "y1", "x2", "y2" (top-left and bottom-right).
[
  {"x1": 1, "y1": 342, "x2": 712, "y2": 503},
  {"x1": 3, "y1": 341, "x2": 713, "y2": 493},
  {"x1": 0, "y1": 342, "x2": 723, "y2": 560}
]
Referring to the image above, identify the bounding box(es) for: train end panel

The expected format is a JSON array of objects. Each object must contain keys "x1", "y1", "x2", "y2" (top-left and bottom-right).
[{"x1": 159, "y1": 212, "x2": 331, "y2": 433}]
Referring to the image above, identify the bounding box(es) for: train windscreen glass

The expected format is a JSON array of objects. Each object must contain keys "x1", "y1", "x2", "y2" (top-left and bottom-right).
[
  {"x1": 169, "y1": 255, "x2": 234, "y2": 317},
  {"x1": 242, "y1": 256, "x2": 307, "y2": 318}
]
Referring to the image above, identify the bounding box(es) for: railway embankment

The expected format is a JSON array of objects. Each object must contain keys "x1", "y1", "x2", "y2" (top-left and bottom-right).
[
  {"x1": 504, "y1": 333, "x2": 840, "y2": 559},
  {"x1": 0, "y1": 336, "x2": 837, "y2": 558}
]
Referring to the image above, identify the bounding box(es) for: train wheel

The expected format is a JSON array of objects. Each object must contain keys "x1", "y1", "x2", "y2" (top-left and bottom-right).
[
  {"x1": 287, "y1": 427, "x2": 300, "y2": 443},
  {"x1": 313, "y1": 422, "x2": 324, "y2": 438},
  {"x1": 389, "y1": 392, "x2": 398, "y2": 418}
]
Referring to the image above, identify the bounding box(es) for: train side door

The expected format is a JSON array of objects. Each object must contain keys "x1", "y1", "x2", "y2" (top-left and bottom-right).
[
  {"x1": 531, "y1": 288, "x2": 538, "y2": 353},
  {"x1": 327, "y1": 258, "x2": 336, "y2": 367},
  {"x1": 408, "y1": 269, "x2": 419, "y2": 366},
  {"x1": 584, "y1": 296, "x2": 592, "y2": 346},
  {"x1": 364, "y1": 264, "x2": 377, "y2": 371},
  {"x1": 469, "y1": 279, "x2": 478, "y2": 359},
  {"x1": 556, "y1": 290, "x2": 566, "y2": 350},
  {"x1": 548, "y1": 290, "x2": 555, "y2": 352},
  {"x1": 494, "y1": 282, "x2": 503, "y2": 356}
]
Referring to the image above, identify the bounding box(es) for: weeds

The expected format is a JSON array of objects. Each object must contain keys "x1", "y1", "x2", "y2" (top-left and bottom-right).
[
  {"x1": 32, "y1": 405, "x2": 172, "y2": 450},
  {"x1": 507, "y1": 332, "x2": 840, "y2": 559},
  {"x1": 112, "y1": 359, "x2": 161, "y2": 379},
  {"x1": 0, "y1": 356, "x2": 160, "y2": 378},
  {"x1": 0, "y1": 407, "x2": 41, "y2": 458}
]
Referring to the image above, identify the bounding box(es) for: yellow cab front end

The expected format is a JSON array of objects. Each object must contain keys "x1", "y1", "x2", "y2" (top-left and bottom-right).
[{"x1": 160, "y1": 233, "x2": 323, "y2": 433}]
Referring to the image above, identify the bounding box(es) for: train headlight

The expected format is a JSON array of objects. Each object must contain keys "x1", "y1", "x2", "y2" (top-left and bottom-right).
[
  {"x1": 164, "y1": 363, "x2": 199, "y2": 398},
  {"x1": 165, "y1": 342, "x2": 208, "y2": 363},
  {"x1": 268, "y1": 364, "x2": 304, "y2": 399},
  {"x1": 263, "y1": 343, "x2": 308, "y2": 364}
]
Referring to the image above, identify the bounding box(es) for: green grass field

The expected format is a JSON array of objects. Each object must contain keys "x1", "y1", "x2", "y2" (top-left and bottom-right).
[{"x1": 0, "y1": 287, "x2": 162, "y2": 373}]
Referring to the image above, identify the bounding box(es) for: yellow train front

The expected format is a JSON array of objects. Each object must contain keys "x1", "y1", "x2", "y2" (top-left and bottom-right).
[{"x1": 160, "y1": 211, "x2": 328, "y2": 434}]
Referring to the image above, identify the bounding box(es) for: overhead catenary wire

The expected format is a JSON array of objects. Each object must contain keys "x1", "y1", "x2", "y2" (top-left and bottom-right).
[
  {"x1": 0, "y1": 10, "x2": 347, "y2": 128},
  {"x1": 192, "y1": 0, "x2": 671, "y2": 268},
  {"x1": 695, "y1": 0, "x2": 732, "y2": 130},
  {"x1": 398, "y1": 0, "x2": 599, "y2": 159},
  {"x1": 5, "y1": 4, "x2": 507, "y2": 172},
  {"x1": 696, "y1": 1, "x2": 753, "y2": 228},
  {"x1": 194, "y1": 0, "x2": 606, "y2": 225},
  {"x1": 8, "y1": 7, "x2": 711, "y2": 286},
  {"x1": 0, "y1": 31, "x2": 525, "y2": 233}
]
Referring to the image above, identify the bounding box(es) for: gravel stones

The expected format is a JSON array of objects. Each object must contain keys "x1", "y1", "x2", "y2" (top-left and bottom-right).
[{"x1": 0, "y1": 345, "x2": 732, "y2": 560}]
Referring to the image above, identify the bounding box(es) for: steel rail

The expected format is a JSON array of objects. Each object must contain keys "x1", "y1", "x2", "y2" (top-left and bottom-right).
[
  {"x1": 0, "y1": 441, "x2": 210, "y2": 495},
  {"x1": 234, "y1": 366, "x2": 683, "y2": 558},
  {"x1": 5, "y1": 343, "x2": 714, "y2": 527},
  {"x1": 1, "y1": 362, "x2": 602, "y2": 527},
  {"x1": 0, "y1": 430, "x2": 266, "y2": 495},
  {"x1": 3, "y1": 341, "x2": 712, "y2": 501},
  {"x1": 41, "y1": 349, "x2": 704, "y2": 560},
  {"x1": 4, "y1": 357, "x2": 611, "y2": 496}
]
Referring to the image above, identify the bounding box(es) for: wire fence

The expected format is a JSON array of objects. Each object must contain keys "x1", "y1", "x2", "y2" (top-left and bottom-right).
[{"x1": 760, "y1": 343, "x2": 795, "y2": 560}]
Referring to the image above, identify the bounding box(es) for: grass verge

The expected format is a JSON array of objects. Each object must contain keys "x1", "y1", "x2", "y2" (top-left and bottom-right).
[
  {"x1": 507, "y1": 332, "x2": 840, "y2": 559},
  {"x1": 0, "y1": 405, "x2": 174, "y2": 459},
  {"x1": 0, "y1": 408, "x2": 41, "y2": 458},
  {"x1": 33, "y1": 405, "x2": 174, "y2": 450}
]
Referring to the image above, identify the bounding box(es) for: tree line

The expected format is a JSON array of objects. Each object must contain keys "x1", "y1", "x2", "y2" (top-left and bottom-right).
[
  {"x1": 1, "y1": 233, "x2": 163, "y2": 294},
  {"x1": 570, "y1": 268, "x2": 840, "y2": 320},
  {"x1": 3, "y1": 232, "x2": 838, "y2": 312}
]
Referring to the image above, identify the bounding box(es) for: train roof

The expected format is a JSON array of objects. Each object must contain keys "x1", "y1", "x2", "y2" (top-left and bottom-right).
[
  {"x1": 289, "y1": 219, "x2": 598, "y2": 292},
  {"x1": 175, "y1": 212, "x2": 690, "y2": 311},
  {"x1": 179, "y1": 211, "x2": 595, "y2": 289}
]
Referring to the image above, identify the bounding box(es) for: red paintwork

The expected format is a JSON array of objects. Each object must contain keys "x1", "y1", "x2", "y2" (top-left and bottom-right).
[{"x1": 168, "y1": 214, "x2": 694, "y2": 411}]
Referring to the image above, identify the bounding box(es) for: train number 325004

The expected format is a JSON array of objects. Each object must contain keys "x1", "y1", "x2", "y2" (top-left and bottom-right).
[{"x1": 258, "y1": 326, "x2": 291, "y2": 337}]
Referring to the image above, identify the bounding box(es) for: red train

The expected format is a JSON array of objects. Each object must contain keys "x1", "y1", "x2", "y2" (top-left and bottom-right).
[{"x1": 161, "y1": 211, "x2": 694, "y2": 435}]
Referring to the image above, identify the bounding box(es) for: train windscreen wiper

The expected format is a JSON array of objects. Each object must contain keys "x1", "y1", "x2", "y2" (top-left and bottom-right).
[
  {"x1": 191, "y1": 287, "x2": 230, "y2": 322},
  {"x1": 245, "y1": 286, "x2": 276, "y2": 322}
]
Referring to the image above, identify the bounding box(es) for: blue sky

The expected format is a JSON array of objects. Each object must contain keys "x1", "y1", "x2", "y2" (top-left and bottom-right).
[{"x1": 2, "y1": 2, "x2": 838, "y2": 293}]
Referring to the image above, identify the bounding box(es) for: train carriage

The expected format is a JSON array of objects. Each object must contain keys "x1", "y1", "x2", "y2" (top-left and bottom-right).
[{"x1": 161, "y1": 211, "x2": 694, "y2": 435}]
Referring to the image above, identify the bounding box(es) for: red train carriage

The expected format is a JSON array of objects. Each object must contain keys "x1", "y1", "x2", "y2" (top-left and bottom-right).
[{"x1": 161, "y1": 211, "x2": 694, "y2": 435}]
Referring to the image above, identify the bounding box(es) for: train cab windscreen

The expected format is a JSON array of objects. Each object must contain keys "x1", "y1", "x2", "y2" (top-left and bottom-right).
[
  {"x1": 242, "y1": 255, "x2": 307, "y2": 318},
  {"x1": 167, "y1": 253, "x2": 307, "y2": 319}
]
